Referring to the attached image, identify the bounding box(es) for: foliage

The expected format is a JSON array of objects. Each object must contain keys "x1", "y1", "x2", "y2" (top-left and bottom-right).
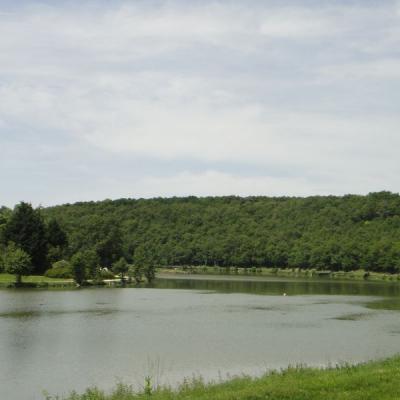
[
  {"x1": 70, "y1": 252, "x2": 88, "y2": 285},
  {"x1": 44, "y1": 267, "x2": 73, "y2": 279},
  {"x1": 0, "y1": 244, "x2": 4, "y2": 272},
  {"x1": 133, "y1": 245, "x2": 157, "y2": 283},
  {"x1": 0, "y1": 206, "x2": 11, "y2": 246},
  {"x1": 96, "y1": 225, "x2": 124, "y2": 268},
  {"x1": 44, "y1": 260, "x2": 73, "y2": 279},
  {"x1": 128, "y1": 265, "x2": 143, "y2": 284},
  {"x1": 0, "y1": 203, "x2": 69, "y2": 275},
  {"x1": 39, "y1": 192, "x2": 400, "y2": 273},
  {"x1": 47, "y1": 219, "x2": 68, "y2": 248},
  {"x1": 3, "y1": 194, "x2": 400, "y2": 275},
  {"x1": 144, "y1": 265, "x2": 156, "y2": 284},
  {"x1": 2, "y1": 242, "x2": 32, "y2": 283},
  {"x1": 46, "y1": 219, "x2": 69, "y2": 263},
  {"x1": 112, "y1": 257, "x2": 129, "y2": 283},
  {"x1": 2, "y1": 202, "x2": 48, "y2": 273},
  {"x1": 52, "y1": 259, "x2": 72, "y2": 269},
  {"x1": 83, "y1": 248, "x2": 101, "y2": 279},
  {"x1": 99, "y1": 269, "x2": 116, "y2": 279}
]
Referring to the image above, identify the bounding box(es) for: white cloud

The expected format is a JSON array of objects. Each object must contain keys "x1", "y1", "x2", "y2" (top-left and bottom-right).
[
  {"x1": 319, "y1": 59, "x2": 400, "y2": 81},
  {"x1": 259, "y1": 8, "x2": 336, "y2": 38},
  {"x1": 135, "y1": 170, "x2": 320, "y2": 198},
  {"x1": 129, "y1": 167, "x2": 397, "y2": 199},
  {"x1": 2, "y1": 72, "x2": 398, "y2": 176},
  {"x1": 82, "y1": 99, "x2": 399, "y2": 170},
  {"x1": 0, "y1": 1, "x2": 399, "y2": 205}
]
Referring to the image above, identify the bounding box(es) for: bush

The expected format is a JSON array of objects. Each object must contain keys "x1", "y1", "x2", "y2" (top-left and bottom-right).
[
  {"x1": 44, "y1": 260, "x2": 73, "y2": 279},
  {"x1": 44, "y1": 267, "x2": 72, "y2": 279},
  {"x1": 99, "y1": 269, "x2": 116, "y2": 279},
  {"x1": 52, "y1": 259, "x2": 71, "y2": 269}
]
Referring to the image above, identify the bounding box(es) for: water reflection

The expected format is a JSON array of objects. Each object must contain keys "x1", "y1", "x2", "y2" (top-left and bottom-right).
[{"x1": 155, "y1": 274, "x2": 400, "y2": 297}]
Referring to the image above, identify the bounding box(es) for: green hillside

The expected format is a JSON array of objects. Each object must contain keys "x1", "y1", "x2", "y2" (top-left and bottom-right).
[{"x1": 34, "y1": 191, "x2": 400, "y2": 273}]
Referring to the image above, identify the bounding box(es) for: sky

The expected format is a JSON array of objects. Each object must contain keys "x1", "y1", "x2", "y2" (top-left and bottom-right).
[{"x1": 0, "y1": 0, "x2": 399, "y2": 207}]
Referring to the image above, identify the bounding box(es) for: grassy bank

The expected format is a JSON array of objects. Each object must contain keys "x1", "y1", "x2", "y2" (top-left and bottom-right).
[
  {"x1": 0, "y1": 273, "x2": 74, "y2": 288},
  {"x1": 160, "y1": 266, "x2": 400, "y2": 282},
  {"x1": 0, "y1": 273, "x2": 136, "y2": 288},
  {"x1": 49, "y1": 356, "x2": 400, "y2": 400}
]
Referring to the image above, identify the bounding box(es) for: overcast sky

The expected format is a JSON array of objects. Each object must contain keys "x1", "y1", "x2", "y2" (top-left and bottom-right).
[{"x1": 1, "y1": 0, "x2": 399, "y2": 207}]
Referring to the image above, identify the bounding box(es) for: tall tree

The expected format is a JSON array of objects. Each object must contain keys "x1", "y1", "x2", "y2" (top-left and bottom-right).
[
  {"x1": 83, "y1": 248, "x2": 100, "y2": 279},
  {"x1": 3, "y1": 202, "x2": 48, "y2": 273},
  {"x1": 46, "y1": 219, "x2": 68, "y2": 264},
  {"x1": 70, "y1": 251, "x2": 87, "y2": 286},
  {"x1": 112, "y1": 257, "x2": 129, "y2": 283},
  {"x1": 96, "y1": 225, "x2": 123, "y2": 267},
  {"x1": 3, "y1": 242, "x2": 32, "y2": 284},
  {"x1": 47, "y1": 219, "x2": 68, "y2": 248},
  {"x1": 0, "y1": 207, "x2": 12, "y2": 249}
]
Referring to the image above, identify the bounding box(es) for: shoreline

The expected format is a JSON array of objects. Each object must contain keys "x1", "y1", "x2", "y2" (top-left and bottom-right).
[
  {"x1": 158, "y1": 266, "x2": 400, "y2": 283},
  {"x1": 47, "y1": 355, "x2": 400, "y2": 400},
  {"x1": 1, "y1": 266, "x2": 400, "y2": 289}
]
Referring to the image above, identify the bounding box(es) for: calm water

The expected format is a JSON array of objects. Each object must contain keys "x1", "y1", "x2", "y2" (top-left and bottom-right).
[{"x1": 1, "y1": 275, "x2": 400, "y2": 400}]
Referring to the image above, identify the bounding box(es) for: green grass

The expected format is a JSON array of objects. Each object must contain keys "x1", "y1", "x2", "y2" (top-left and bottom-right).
[
  {"x1": 0, "y1": 273, "x2": 72, "y2": 286},
  {"x1": 47, "y1": 356, "x2": 400, "y2": 400}
]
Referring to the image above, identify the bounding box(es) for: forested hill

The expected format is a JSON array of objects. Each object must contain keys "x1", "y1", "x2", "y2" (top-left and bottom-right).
[{"x1": 38, "y1": 192, "x2": 400, "y2": 273}]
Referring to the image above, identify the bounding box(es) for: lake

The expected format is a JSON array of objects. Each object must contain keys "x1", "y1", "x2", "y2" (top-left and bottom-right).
[{"x1": 1, "y1": 274, "x2": 400, "y2": 399}]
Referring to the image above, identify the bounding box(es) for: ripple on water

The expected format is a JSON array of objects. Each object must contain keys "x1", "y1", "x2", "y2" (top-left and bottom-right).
[{"x1": 332, "y1": 312, "x2": 374, "y2": 321}]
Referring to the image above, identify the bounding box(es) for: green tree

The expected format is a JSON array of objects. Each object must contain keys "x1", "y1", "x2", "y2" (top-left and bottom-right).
[
  {"x1": 0, "y1": 247, "x2": 4, "y2": 272},
  {"x1": 3, "y1": 243, "x2": 32, "y2": 284},
  {"x1": 46, "y1": 219, "x2": 68, "y2": 263},
  {"x1": 127, "y1": 264, "x2": 143, "y2": 284},
  {"x1": 112, "y1": 257, "x2": 129, "y2": 283},
  {"x1": 144, "y1": 264, "x2": 156, "y2": 284},
  {"x1": 83, "y1": 248, "x2": 100, "y2": 279},
  {"x1": 96, "y1": 225, "x2": 123, "y2": 267},
  {"x1": 70, "y1": 252, "x2": 87, "y2": 285},
  {"x1": 39, "y1": 192, "x2": 400, "y2": 274},
  {"x1": 0, "y1": 206, "x2": 11, "y2": 244},
  {"x1": 47, "y1": 219, "x2": 68, "y2": 248},
  {"x1": 3, "y1": 202, "x2": 48, "y2": 273}
]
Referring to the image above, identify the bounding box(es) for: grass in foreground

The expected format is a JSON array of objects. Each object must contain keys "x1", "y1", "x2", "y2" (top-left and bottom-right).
[{"x1": 48, "y1": 356, "x2": 400, "y2": 400}]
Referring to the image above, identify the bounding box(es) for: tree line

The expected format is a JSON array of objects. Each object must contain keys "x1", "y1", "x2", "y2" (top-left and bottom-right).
[
  {"x1": 0, "y1": 202, "x2": 154, "y2": 284},
  {"x1": 1, "y1": 192, "x2": 400, "y2": 282}
]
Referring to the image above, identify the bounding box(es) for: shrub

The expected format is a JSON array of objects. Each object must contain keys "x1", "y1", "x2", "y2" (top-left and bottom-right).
[
  {"x1": 45, "y1": 260, "x2": 73, "y2": 278},
  {"x1": 99, "y1": 269, "x2": 116, "y2": 279},
  {"x1": 52, "y1": 260, "x2": 71, "y2": 269},
  {"x1": 44, "y1": 266, "x2": 73, "y2": 279}
]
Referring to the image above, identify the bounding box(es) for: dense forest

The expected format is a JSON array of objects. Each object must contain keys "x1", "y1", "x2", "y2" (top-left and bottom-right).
[{"x1": 2, "y1": 192, "x2": 399, "y2": 275}]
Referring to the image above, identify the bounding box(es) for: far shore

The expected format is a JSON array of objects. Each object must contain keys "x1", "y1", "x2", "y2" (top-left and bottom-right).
[
  {"x1": 158, "y1": 266, "x2": 400, "y2": 283},
  {"x1": 1, "y1": 266, "x2": 399, "y2": 289}
]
